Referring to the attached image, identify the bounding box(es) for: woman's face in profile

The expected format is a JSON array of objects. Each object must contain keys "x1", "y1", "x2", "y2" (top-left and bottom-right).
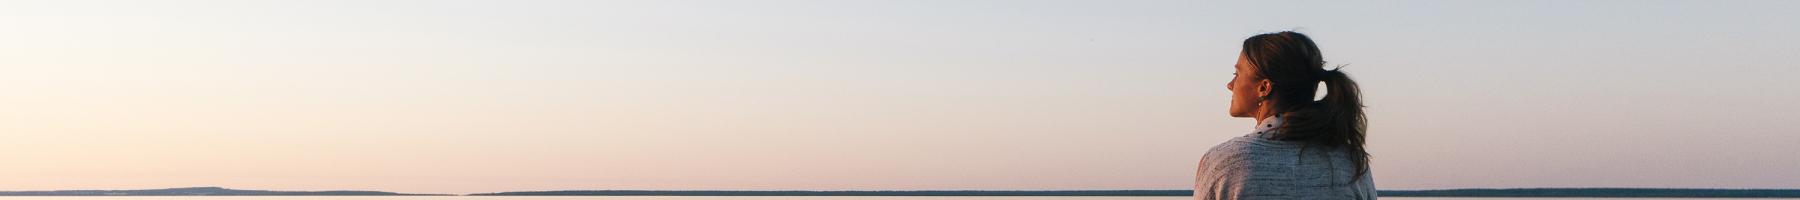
[{"x1": 1227, "y1": 51, "x2": 1268, "y2": 118}]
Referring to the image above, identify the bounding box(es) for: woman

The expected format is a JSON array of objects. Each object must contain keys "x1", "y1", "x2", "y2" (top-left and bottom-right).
[{"x1": 1195, "y1": 31, "x2": 1376, "y2": 200}]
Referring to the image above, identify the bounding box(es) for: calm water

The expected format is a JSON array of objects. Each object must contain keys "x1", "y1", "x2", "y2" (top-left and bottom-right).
[{"x1": 0, "y1": 197, "x2": 1789, "y2": 200}]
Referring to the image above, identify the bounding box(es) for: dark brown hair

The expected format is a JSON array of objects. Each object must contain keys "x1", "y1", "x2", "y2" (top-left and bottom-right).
[{"x1": 1242, "y1": 31, "x2": 1369, "y2": 182}]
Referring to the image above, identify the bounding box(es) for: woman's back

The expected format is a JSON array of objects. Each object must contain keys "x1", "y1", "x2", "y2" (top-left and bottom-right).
[{"x1": 1195, "y1": 134, "x2": 1377, "y2": 200}]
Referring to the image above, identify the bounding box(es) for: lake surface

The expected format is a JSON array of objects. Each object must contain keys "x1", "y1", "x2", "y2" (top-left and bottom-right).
[{"x1": 0, "y1": 197, "x2": 1791, "y2": 200}]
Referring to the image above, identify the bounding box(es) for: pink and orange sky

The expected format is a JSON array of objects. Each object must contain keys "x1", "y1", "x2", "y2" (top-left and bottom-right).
[{"x1": 2, "y1": 0, "x2": 1797, "y2": 195}]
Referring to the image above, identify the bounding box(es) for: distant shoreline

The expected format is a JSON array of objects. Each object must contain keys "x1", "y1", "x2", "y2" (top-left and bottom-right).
[
  {"x1": 6, "y1": 187, "x2": 1800, "y2": 197},
  {"x1": 0, "y1": 187, "x2": 449, "y2": 196},
  {"x1": 471, "y1": 190, "x2": 1187, "y2": 196},
  {"x1": 472, "y1": 188, "x2": 1800, "y2": 198}
]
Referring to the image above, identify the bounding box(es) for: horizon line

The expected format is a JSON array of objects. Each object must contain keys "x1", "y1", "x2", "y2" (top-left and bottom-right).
[
  {"x1": 13, "y1": 186, "x2": 1800, "y2": 192},
  {"x1": 8, "y1": 186, "x2": 1800, "y2": 196}
]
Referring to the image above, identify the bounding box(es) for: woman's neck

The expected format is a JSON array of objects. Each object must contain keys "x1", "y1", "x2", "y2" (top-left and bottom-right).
[{"x1": 1253, "y1": 108, "x2": 1281, "y2": 126}]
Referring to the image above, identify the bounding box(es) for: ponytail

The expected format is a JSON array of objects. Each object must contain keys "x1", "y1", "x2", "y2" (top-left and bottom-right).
[{"x1": 1317, "y1": 67, "x2": 1369, "y2": 181}]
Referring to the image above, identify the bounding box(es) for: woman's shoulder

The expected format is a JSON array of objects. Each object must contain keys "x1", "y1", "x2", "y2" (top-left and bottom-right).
[
  {"x1": 1200, "y1": 134, "x2": 1310, "y2": 168},
  {"x1": 1207, "y1": 134, "x2": 1301, "y2": 154},
  {"x1": 1205, "y1": 135, "x2": 1259, "y2": 155},
  {"x1": 1200, "y1": 135, "x2": 1272, "y2": 165}
]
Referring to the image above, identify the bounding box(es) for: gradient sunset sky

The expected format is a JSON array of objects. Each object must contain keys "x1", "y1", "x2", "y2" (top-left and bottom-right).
[{"x1": 2, "y1": 0, "x2": 1796, "y2": 194}]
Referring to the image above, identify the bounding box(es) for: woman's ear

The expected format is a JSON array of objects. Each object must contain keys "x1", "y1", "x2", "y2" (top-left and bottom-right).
[{"x1": 1257, "y1": 79, "x2": 1273, "y2": 99}]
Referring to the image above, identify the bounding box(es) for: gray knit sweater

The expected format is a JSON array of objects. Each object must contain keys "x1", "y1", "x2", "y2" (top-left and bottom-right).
[{"x1": 1194, "y1": 117, "x2": 1377, "y2": 200}]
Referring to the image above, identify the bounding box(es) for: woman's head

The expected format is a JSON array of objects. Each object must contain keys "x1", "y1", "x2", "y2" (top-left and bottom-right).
[
  {"x1": 1227, "y1": 31, "x2": 1327, "y2": 118},
  {"x1": 1224, "y1": 31, "x2": 1371, "y2": 181}
]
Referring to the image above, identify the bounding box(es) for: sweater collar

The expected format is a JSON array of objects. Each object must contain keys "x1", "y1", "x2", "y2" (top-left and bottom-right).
[{"x1": 1253, "y1": 113, "x2": 1285, "y2": 137}]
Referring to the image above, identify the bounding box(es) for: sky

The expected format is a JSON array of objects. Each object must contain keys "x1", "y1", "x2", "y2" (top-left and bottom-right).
[{"x1": 1, "y1": 0, "x2": 1797, "y2": 195}]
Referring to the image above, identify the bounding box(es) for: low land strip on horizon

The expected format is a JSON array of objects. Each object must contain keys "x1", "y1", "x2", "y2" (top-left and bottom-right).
[{"x1": 5, "y1": 187, "x2": 1799, "y2": 197}]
